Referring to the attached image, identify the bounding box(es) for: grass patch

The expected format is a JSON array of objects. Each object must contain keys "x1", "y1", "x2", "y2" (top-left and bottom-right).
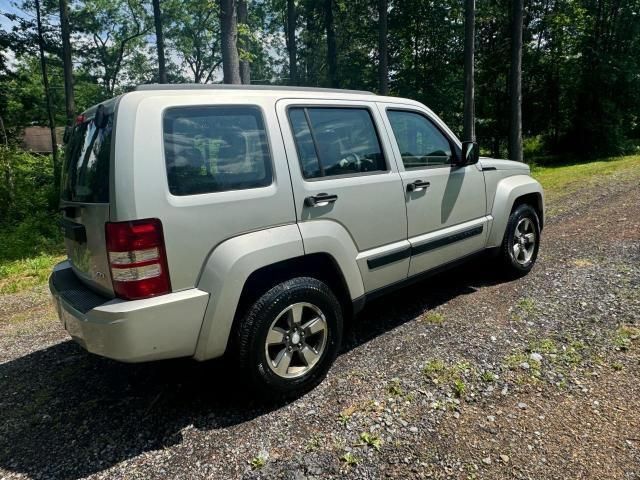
[
  {"x1": 305, "y1": 434, "x2": 322, "y2": 452},
  {"x1": 0, "y1": 213, "x2": 64, "y2": 294},
  {"x1": 480, "y1": 371, "x2": 497, "y2": 383},
  {"x1": 505, "y1": 337, "x2": 590, "y2": 386},
  {"x1": 452, "y1": 378, "x2": 466, "y2": 398},
  {"x1": 517, "y1": 297, "x2": 537, "y2": 315},
  {"x1": 531, "y1": 155, "x2": 640, "y2": 201},
  {"x1": 423, "y1": 311, "x2": 444, "y2": 324},
  {"x1": 358, "y1": 432, "x2": 382, "y2": 451},
  {"x1": 423, "y1": 359, "x2": 447, "y2": 379},
  {"x1": 0, "y1": 253, "x2": 64, "y2": 294},
  {"x1": 249, "y1": 454, "x2": 267, "y2": 470},
  {"x1": 387, "y1": 379, "x2": 404, "y2": 396},
  {"x1": 423, "y1": 359, "x2": 473, "y2": 398},
  {"x1": 572, "y1": 258, "x2": 594, "y2": 268},
  {"x1": 614, "y1": 325, "x2": 640, "y2": 351},
  {"x1": 340, "y1": 451, "x2": 359, "y2": 467}
]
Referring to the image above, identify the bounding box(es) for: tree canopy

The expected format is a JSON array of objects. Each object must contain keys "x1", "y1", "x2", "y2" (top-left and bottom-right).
[{"x1": 1, "y1": 0, "x2": 639, "y2": 159}]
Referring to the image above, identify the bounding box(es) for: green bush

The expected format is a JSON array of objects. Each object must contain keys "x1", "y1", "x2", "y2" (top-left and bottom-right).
[
  {"x1": 0, "y1": 212, "x2": 62, "y2": 263},
  {"x1": 523, "y1": 135, "x2": 546, "y2": 160},
  {"x1": 0, "y1": 147, "x2": 62, "y2": 264},
  {"x1": 0, "y1": 146, "x2": 58, "y2": 227}
]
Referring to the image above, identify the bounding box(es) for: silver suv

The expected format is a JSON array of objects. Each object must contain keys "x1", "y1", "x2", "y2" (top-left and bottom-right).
[{"x1": 50, "y1": 85, "x2": 544, "y2": 397}]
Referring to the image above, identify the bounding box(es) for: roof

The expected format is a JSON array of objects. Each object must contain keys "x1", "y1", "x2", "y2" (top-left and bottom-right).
[
  {"x1": 134, "y1": 84, "x2": 376, "y2": 96},
  {"x1": 21, "y1": 126, "x2": 65, "y2": 153}
]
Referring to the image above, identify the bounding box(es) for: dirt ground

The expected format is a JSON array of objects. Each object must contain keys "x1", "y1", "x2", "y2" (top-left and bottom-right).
[{"x1": 0, "y1": 167, "x2": 639, "y2": 480}]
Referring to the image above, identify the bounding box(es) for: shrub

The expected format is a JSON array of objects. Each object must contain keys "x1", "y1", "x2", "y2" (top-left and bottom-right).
[{"x1": 0, "y1": 146, "x2": 58, "y2": 227}]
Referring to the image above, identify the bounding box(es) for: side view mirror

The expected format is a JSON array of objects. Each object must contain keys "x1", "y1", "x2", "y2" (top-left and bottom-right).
[{"x1": 459, "y1": 141, "x2": 479, "y2": 166}]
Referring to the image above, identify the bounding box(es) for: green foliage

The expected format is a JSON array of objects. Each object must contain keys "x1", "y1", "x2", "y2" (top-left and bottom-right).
[
  {"x1": 531, "y1": 155, "x2": 640, "y2": 200},
  {"x1": 423, "y1": 359, "x2": 472, "y2": 398},
  {"x1": 73, "y1": 0, "x2": 151, "y2": 95},
  {"x1": 340, "y1": 451, "x2": 359, "y2": 466},
  {"x1": 0, "y1": 252, "x2": 63, "y2": 294},
  {"x1": 614, "y1": 325, "x2": 639, "y2": 351},
  {"x1": 523, "y1": 136, "x2": 546, "y2": 160},
  {"x1": 0, "y1": 146, "x2": 63, "y2": 292},
  {"x1": 452, "y1": 378, "x2": 466, "y2": 398},
  {"x1": 480, "y1": 371, "x2": 497, "y2": 383},
  {"x1": 0, "y1": 147, "x2": 57, "y2": 224},
  {"x1": 2, "y1": 0, "x2": 639, "y2": 157},
  {"x1": 358, "y1": 432, "x2": 382, "y2": 451},
  {"x1": 164, "y1": 0, "x2": 221, "y2": 83},
  {"x1": 249, "y1": 454, "x2": 266, "y2": 470},
  {"x1": 423, "y1": 311, "x2": 444, "y2": 324}
]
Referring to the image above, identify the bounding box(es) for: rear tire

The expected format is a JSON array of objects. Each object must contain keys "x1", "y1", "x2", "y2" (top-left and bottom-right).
[
  {"x1": 499, "y1": 204, "x2": 541, "y2": 277},
  {"x1": 235, "y1": 277, "x2": 343, "y2": 399}
]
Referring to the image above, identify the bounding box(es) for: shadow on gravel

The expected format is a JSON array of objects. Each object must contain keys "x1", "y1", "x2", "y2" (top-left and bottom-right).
[
  {"x1": 0, "y1": 256, "x2": 509, "y2": 480},
  {"x1": 342, "y1": 255, "x2": 509, "y2": 352}
]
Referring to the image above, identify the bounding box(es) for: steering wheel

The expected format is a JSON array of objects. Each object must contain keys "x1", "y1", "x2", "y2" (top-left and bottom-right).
[{"x1": 338, "y1": 153, "x2": 361, "y2": 170}]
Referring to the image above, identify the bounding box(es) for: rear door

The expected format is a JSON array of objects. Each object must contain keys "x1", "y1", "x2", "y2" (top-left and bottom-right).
[
  {"x1": 60, "y1": 104, "x2": 116, "y2": 296},
  {"x1": 276, "y1": 99, "x2": 409, "y2": 292},
  {"x1": 377, "y1": 103, "x2": 488, "y2": 277}
]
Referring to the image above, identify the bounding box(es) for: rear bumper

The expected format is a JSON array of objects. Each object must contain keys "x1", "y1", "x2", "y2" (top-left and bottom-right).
[{"x1": 49, "y1": 261, "x2": 210, "y2": 362}]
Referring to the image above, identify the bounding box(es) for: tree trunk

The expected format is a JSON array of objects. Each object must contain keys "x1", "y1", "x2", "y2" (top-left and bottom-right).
[
  {"x1": 237, "y1": 0, "x2": 250, "y2": 84},
  {"x1": 462, "y1": 0, "x2": 475, "y2": 141},
  {"x1": 324, "y1": 0, "x2": 338, "y2": 88},
  {"x1": 0, "y1": 113, "x2": 7, "y2": 146},
  {"x1": 286, "y1": 0, "x2": 297, "y2": 85},
  {"x1": 35, "y1": 0, "x2": 59, "y2": 189},
  {"x1": 508, "y1": 0, "x2": 524, "y2": 162},
  {"x1": 377, "y1": 0, "x2": 388, "y2": 95},
  {"x1": 152, "y1": 0, "x2": 167, "y2": 83},
  {"x1": 220, "y1": 0, "x2": 241, "y2": 84},
  {"x1": 59, "y1": 0, "x2": 75, "y2": 126}
]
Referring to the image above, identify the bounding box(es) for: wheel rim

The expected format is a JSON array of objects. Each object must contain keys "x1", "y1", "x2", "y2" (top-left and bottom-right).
[
  {"x1": 264, "y1": 302, "x2": 328, "y2": 379},
  {"x1": 512, "y1": 217, "x2": 536, "y2": 265}
]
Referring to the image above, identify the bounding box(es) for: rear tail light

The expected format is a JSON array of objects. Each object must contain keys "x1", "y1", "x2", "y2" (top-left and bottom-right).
[{"x1": 105, "y1": 219, "x2": 171, "y2": 300}]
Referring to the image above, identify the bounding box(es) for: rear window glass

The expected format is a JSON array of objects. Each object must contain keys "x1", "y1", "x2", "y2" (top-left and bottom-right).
[
  {"x1": 61, "y1": 115, "x2": 113, "y2": 203},
  {"x1": 288, "y1": 107, "x2": 386, "y2": 179},
  {"x1": 163, "y1": 106, "x2": 272, "y2": 195}
]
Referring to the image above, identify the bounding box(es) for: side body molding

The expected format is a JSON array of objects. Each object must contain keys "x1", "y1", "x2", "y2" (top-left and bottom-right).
[
  {"x1": 486, "y1": 175, "x2": 545, "y2": 248},
  {"x1": 193, "y1": 224, "x2": 304, "y2": 360}
]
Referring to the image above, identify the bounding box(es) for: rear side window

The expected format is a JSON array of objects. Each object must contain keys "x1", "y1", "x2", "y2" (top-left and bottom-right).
[
  {"x1": 61, "y1": 115, "x2": 113, "y2": 203},
  {"x1": 288, "y1": 107, "x2": 386, "y2": 179},
  {"x1": 387, "y1": 110, "x2": 452, "y2": 168},
  {"x1": 163, "y1": 106, "x2": 272, "y2": 195}
]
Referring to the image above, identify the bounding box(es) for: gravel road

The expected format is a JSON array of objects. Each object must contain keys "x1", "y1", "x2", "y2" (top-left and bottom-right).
[{"x1": 1, "y1": 168, "x2": 639, "y2": 480}]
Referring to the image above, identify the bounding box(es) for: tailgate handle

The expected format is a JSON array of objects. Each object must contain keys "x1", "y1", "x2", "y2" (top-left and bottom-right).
[{"x1": 59, "y1": 218, "x2": 87, "y2": 243}]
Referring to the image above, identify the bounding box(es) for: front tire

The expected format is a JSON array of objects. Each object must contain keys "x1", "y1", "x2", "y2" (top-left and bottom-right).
[
  {"x1": 235, "y1": 277, "x2": 343, "y2": 399},
  {"x1": 499, "y1": 204, "x2": 541, "y2": 277}
]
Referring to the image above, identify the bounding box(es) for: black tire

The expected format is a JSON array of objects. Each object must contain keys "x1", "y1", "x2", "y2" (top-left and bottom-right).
[
  {"x1": 235, "y1": 277, "x2": 343, "y2": 399},
  {"x1": 499, "y1": 203, "x2": 541, "y2": 277}
]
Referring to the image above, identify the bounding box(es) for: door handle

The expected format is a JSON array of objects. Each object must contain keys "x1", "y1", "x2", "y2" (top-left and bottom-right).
[
  {"x1": 406, "y1": 180, "x2": 431, "y2": 192},
  {"x1": 305, "y1": 193, "x2": 338, "y2": 207}
]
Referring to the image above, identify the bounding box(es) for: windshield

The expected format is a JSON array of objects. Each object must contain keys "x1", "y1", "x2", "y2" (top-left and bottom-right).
[{"x1": 61, "y1": 114, "x2": 113, "y2": 203}]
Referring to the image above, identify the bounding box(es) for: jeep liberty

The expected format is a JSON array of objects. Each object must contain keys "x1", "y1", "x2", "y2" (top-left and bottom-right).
[{"x1": 50, "y1": 85, "x2": 544, "y2": 397}]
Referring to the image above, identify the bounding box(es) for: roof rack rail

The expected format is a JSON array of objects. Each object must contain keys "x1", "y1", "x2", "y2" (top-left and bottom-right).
[{"x1": 134, "y1": 84, "x2": 376, "y2": 95}]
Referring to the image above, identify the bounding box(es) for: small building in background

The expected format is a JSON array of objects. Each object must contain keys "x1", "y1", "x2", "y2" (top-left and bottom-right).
[{"x1": 21, "y1": 126, "x2": 65, "y2": 153}]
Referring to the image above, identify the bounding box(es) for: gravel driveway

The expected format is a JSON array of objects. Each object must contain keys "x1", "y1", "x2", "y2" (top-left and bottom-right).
[{"x1": 1, "y1": 168, "x2": 639, "y2": 480}]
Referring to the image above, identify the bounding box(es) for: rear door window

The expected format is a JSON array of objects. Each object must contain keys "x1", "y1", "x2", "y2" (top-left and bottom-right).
[
  {"x1": 61, "y1": 115, "x2": 113, "y2": 203},
  {"x1": 288, "y1": 107, "x2": 387, "y2": 179},
  {"x1": 163, "y1": 106, "x2": 272, "y2": 195}
]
